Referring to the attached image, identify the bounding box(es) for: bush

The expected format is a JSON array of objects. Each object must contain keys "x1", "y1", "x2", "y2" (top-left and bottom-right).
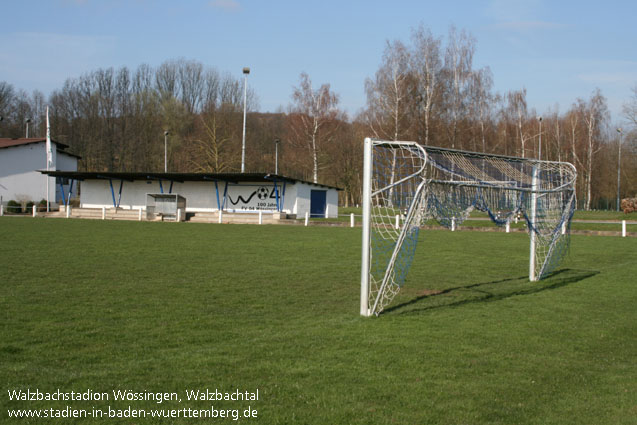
[
  {"x1": 621, "y1": 198, "x2": 636, "y2": 214},
  {"x1": 26, "y1": 201, "x2": 35, "y2": 212},
  {"x1": 7, "y1": 200, "x2": 22, "y2": 214},
  {"x1": 38, "y1": 199, "x2": 50, "y2": 212}
]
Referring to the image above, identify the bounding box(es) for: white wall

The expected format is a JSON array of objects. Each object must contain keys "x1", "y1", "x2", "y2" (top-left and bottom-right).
[
  {"x1": 0, "y1": 142, "x2": 57, "y2": 204},
  {"x1": 79, "y1": 178, "x2": 338, "y2": 217}
]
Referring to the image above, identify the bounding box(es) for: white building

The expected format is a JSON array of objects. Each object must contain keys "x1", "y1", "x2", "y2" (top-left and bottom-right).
[
  {"x1": 0, "y1": 138, "x2": 79, "y2": 206},
  {"x1": 41, "y1": 171, "x2": 340, "y2": 218}
]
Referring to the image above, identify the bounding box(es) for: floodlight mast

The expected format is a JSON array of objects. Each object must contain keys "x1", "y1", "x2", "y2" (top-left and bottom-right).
[{"x1": 241, "y1": 67, "x2": 250, "y2": 173}]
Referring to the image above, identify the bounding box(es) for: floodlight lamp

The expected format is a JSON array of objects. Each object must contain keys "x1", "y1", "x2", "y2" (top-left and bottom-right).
[{"x1": 243, "y1": 67, "x2": 250, "y2": 74}]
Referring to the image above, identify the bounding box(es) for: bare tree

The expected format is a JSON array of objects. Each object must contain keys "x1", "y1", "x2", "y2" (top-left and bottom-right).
[
  {"x1": 468, "y1": 67, "x2": 494, "y2": 152},
  {"x1": 364, "y1": 40, "x2": 410, "y2": 141},
  {"x1": 288, "y1": 72, "x2": 341, "y2": 183},
  {"x1": 506, "y1": 89, "x2": 530, "y2": 157},
  {"x1": 442, "y1": 25, "x2": 475, "y2": 149},
  {"x1": 581, "y1": 89, "x2": 609, "y2": 210},
  {"x1": 623, "y1": 84, "x2": 637, "y2": 129},
  {"x1": 410, "y1": 26, "x2": 442, "y2": 145}
]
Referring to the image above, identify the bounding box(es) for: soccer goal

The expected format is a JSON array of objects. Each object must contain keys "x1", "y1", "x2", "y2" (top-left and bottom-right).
[{"x1": 360, "y1": 138, "x2": 577, "y2": 316}]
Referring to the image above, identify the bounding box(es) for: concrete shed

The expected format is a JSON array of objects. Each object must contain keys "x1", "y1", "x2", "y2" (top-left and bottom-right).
[{"x1": 40, "y1": 171, "x2": 341, "y2": 218}]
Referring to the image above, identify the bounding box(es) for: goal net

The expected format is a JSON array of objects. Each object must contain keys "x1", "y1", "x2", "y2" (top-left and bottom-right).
[{"x1": 360, "y1": 138, "x2": 577, "y2": 316}]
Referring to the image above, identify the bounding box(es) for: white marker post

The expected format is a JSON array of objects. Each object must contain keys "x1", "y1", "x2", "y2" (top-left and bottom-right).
[
  {"x1": 350, "y1": 213, "x2": 355, "y2": 228},
  {"x1": 304, "y1": 211, "x2": 309, "y2": 226},
  {"x1": 622, "y1": 220, "x2": 626, "y2": 237}
]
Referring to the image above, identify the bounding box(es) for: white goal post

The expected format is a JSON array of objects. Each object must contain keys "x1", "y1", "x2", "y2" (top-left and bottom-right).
[{"x1": 360, "y1": 138, "x2": 577, "y2": 317}]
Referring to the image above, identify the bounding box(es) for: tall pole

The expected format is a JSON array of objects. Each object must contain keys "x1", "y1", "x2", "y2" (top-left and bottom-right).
[
  {"x1": 538, "y1": 116, "x2": 542, "y2": 160},
  {"x1": 617, "y1": 128, "x2": 622, "y2": 212},
  {"x1": 275, "y1": 139, "x2": 279, "y2": 174},
  {"x1": 241, "y1": 67, "x2": 250, "y2": 173},
  {"x1": 164, "y1": 130, "x2": 169, "y2": 173},
  {"x1": 45, "y1": 108, "x2": 52, "y2": 212},
  {"x1": 25, "y1": 118, "x2": 31, "y2": 138}
]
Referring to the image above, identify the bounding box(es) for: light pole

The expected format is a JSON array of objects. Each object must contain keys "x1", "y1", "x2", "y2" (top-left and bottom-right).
[
  {"x1": 25, "y1": 118, "x2": 31, "y2": 138},
  {"x1": 617, "y1": 128, "x2": 623, "y2": 212},
  {"x1": 537, "y1": 116, "x2": 542, "y2": 160},
  {"x1": 275, "y1": 138, "x2": 280, "y2": 174},
  {"x1": 164, "y1": 130, "x2": 170, "y2": 173},
  {"x1": 241, "y1": 67, "x2": 250, "y2": 173}
]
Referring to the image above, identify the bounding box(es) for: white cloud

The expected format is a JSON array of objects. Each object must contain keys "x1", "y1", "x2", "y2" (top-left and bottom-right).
[
  {"x1": 486, "y1": 0, "x2": 543, "y2": 22},
  {"x1": 209, "y1": 0, "x2": 240, "y2": 12},
  {"x1": 577, "y1": 72, "x2": 637, "y2": 85},
  {"x1": 491, "y1": 21, "x2": 564, "y2": 31}
]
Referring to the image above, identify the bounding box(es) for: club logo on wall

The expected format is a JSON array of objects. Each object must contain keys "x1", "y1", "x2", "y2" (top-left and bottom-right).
[
  {"x1": 228, "y1": 186, "x2": 279, "y2": 210},
  {"x1": 256, "y1": 187, "x2": 269, "y2": 200}
]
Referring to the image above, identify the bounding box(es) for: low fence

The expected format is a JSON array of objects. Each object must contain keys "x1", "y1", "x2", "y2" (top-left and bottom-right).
[{"x1": 1, "y1": 205, "x2": 634, "y2": 237}]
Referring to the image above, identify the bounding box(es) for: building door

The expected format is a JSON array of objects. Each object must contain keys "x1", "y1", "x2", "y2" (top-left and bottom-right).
[{"x1": 310, "y1": 190, "x2": 327, "y2": 218}]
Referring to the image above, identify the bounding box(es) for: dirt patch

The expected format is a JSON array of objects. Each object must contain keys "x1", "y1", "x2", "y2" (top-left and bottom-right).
[{"x1": 418, "y1": 289, "x2": 443, "y2": 297}]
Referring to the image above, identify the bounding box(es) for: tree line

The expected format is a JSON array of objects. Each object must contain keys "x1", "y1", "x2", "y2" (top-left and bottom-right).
[{"x1": 0, "y1": 26, "x2": 635, "y2": 210}]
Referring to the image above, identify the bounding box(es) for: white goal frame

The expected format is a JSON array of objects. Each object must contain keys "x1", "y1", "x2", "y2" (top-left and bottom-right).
[{"x1": 360, "y1": 138, "x2": 577, "y2": 317}]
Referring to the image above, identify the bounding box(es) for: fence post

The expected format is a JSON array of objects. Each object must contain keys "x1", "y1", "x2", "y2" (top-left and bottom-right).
[
  {"x1": 66, "y1": 205, "x2": 71, "y2": 218},
  {"x1": 350, "y1": 213, "x2": 355, "y2": 228},
  {"x1": 102, "y1": 207, "x2": 106, "y2": 220},
  {"x1": 218, "y1": 210, "x2": 223, "y2": 224},
  {"x1": 141, "y1": 208, "x2": 145, "y2": 221},
  {"x1": 304, "y1": 211, "x2": 309, "y2": 226},
  {"x1": 395, "y1": 214, "x2": 400, "y2": 229},
  {"x1": 506, "y1": 221, "x2": 510, "y2": 233},
  {"x1": 622, "y1": 220, "x2": 626, "y2": 237},
  {"x1": 562, "y1": 221, "x2": 566, "y2": 235},
  {"x1": 0, "y1": 204, "x2": 3, "y2": 216},
  {"x1": 32, "y1": 205, "x2": 37, "y2": 217},
  {"x1": 451, "y1": 217, "x2": 456, "y2": 232},
  {"x1": 258, "y1": 210, "x2": 263, "y2": 225}
]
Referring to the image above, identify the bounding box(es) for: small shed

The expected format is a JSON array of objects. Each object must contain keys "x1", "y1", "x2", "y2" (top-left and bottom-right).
[
  {"x1": 38, "y1": 172, "x2": 341, "y2": 218},
  {"x1": 146, "y1": 193, "x2": 186, "y2": 221}
]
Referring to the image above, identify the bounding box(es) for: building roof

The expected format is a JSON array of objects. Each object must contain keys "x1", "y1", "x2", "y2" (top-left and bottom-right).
[
  {"x1": 0, "y1": 138, "x2": 81, "y2": 159},
  {"x1": 0, "y1": 138, "x2": 69, "y2": 149},
  {"x1": 39, "y1": 171, "x2": 342, "y2": 190}
]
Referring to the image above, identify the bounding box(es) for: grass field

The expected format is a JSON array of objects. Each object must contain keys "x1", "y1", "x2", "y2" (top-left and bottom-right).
[{"x1": 1, "y1": 217, "x2": 636, "y2": 424}]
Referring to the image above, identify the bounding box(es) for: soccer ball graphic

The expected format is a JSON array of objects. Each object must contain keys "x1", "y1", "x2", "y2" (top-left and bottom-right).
[{"x1": 256, "y1": 187, "x2": 269, "y2": 200}]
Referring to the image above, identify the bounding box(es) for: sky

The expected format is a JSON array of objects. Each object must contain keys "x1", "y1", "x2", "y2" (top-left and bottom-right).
[{"x1": 1, "y1": 0, "x2": 636, "y2": 123}]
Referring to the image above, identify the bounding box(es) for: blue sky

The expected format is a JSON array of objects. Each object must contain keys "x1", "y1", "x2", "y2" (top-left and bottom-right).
[{"x1": 1, "y1": 0, "x2": 636, "y2": 122}]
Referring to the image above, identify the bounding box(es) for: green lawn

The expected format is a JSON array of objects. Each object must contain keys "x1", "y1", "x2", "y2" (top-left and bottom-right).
[{"x1": 1, "y1": 218, "x2": 636, "y2": 424}]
